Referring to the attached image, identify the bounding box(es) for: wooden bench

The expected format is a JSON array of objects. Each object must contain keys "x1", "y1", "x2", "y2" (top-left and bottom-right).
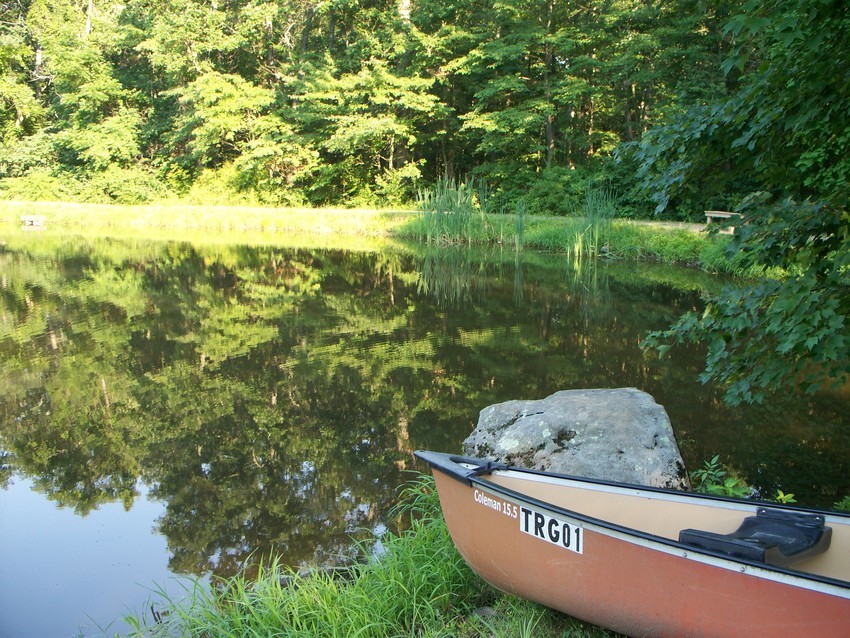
[
  {"x1": 704, "y1": 210, "x2": 739, "y2": 234},
  {"x1": 21, "y1": 215, "x2": 47, "y2": 228}
]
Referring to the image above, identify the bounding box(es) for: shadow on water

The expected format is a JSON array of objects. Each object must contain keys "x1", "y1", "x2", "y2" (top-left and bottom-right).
[{"x1": 0, "y1": 233, "x2": 848, "y2": 625}]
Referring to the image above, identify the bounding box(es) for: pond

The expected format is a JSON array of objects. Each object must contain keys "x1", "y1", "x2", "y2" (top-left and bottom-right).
[{"x1": 1, "y1": 230, "x2": 848, "y2": 637}]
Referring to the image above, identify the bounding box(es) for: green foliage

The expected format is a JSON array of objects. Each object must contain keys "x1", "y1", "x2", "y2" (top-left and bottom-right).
[
  {"x1": 646, "y1": 263, "x2": 849, "y2": 405},
  {"x1": 691, "y1": 458, "x2": 806, "y2": 505},
  {"x1": 773, "y1": 490, "x2": 796, "y2": 505},
  {"x1": 178, "y1": 165, "x2": 259, "y2": 206},
  {"x1": 633, "y1": 0, "x2": 850, "y2": 215},
  {"x1": 0, "y1": 165, "x2": 169, "y2": 204},
  {"x1": 690, "y1": 455, "x2": 725, "y2": 488},
  {"x1": 88, "y1": 165, "x2": 172, "y2": 204},
  {"x1": 0, "y1": 21, "x2": 43, "y2": 142},
  {"x1": 0, "y1": 0, "x2": 732, "y2": 207},
  {"x1": 0, "y1": 130, "x2": 55, "y2": 178},
  {"x1": 56, "y1": 107, "x2": 143, "y2": 170},
  {"x1": 373, "y1": 162, "x2": 425, "y2": 207},
  {"x1": 166, "y1": 71, "x2": 276, "y2": 169},
  {"x1": 520, "y1": 167, "x2": 580, "y2": 216},
  {"x1": 297, "y1": 58, "x2": 442, "y2": 205},
  {"x1": 638, "y1": 0, "x2": 850, "y2": 404},
  {"x1": 230, "y1": 114, "x2": 320, "y2": 206},
  {"x1": 834, "y1": 496, "x2": 850, "y2": 513},
  {"x1": 690, "y1": 455, "x2": 751, "y2": 499},
  {"x1": 0, "y1": 172, "x2": 81, "y2": 201}
]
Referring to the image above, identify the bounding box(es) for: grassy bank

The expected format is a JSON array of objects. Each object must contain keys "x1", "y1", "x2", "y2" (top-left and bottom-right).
[
  {"x1": 0, "y1": 200, "x2": 743, "y2": 275},
  {"x1": 0, "y1": 200, "x2": 415, "y2": 236},
  {"x1": 126, "y1": 477, "x2": 618, "y2": 638}
]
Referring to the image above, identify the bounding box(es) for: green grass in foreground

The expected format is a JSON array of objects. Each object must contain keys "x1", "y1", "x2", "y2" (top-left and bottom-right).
[{"x1": 125, "y1": 476, "x2": 620, "y2": 638}]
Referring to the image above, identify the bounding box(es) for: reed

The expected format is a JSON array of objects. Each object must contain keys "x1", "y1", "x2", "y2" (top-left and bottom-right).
[
  {"x1": 416, "y1": 176, "x2": 488, "y2": 245},
  {"x1": 475, "y1": 179, "x2": 499, "y2": 216},
  {"x1": 564, "y1": 187, "x2": 617, "y2": 263},
  {"x1": 514, "y1": 199, "x2": 527, "y2": 251}
]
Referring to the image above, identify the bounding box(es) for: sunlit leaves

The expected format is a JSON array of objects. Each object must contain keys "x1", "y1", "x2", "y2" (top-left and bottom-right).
[
  {"x1": 135, "y1": 0, "x2": 239, "y2": 81},
  {"x1": 297, "y1": 58, "x2": 440, "y2": 202},
  {"x1": 168, "y1": 71, "x2": 274, "y2": 167},
  {"x1": 231, "y1": 116, "x2": 319, "y2": 204},
  {"x1": 0, "y1": 17, "x2": 43, "y2": 142},
  {"x1": 58, "y1": 106, "x2": 143, "y2": 170}
]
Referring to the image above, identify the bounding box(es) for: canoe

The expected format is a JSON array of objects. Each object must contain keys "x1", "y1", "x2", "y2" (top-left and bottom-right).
[{"x1": 415, "y1": 450, "x2": 850, "y2": 638}]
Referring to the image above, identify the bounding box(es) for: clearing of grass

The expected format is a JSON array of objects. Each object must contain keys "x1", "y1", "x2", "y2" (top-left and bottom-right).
[{"x1": 0, "y1": 200, "x2": 744, "y2": 275}]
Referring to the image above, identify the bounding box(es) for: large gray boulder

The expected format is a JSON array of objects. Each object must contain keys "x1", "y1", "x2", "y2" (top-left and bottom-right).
[{"x1": 463, "y1": 388, "x2": 689, "y2": 489}]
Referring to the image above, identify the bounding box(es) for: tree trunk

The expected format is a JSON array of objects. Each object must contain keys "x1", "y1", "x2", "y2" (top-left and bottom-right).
[
  {"x1": 85, "y1": 0, "x2": 94, "y2": 36},
  {"x1": 544, "y1": 45, "x2": 555, "y2": 167},
  {"x1": 640, "y1": 87, "x2": 651, "y2": 136},
  {"x1": 543, "y1": 0, "x2": 555, "y2": 167},
  {"x1": 301, "y1": 5, "x2": 315, "y2": 55},
  {"x1": 398, "y1": 0, "x2": 411, "y2": 23},
  {"x1": 624, "y1": 84, "x2": 635, "y2": 141}
]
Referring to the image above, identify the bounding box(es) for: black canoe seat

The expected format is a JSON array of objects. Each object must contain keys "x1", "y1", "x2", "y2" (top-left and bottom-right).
[{"x1": 679, "y1": 507, "x2": 832, "y2": 568}]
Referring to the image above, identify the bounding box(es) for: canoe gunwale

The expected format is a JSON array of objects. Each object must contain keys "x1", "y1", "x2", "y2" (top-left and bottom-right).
[{"x1": 415, "y1": 450, "x2": 850, "y2": 594}]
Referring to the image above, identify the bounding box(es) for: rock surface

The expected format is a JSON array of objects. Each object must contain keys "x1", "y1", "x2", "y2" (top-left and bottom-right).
[{"x1": 463, "y1": 388, "x2": 689, "y2": 489}]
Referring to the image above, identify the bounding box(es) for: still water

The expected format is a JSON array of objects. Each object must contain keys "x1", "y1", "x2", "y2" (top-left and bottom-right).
[{"x1": 0, "y1": 231, "x2": 848, "y2": 637}]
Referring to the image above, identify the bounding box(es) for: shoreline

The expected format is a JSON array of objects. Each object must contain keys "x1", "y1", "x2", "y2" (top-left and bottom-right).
[{"x1": 0, "y1": 200, "x2": 740, "y2": 275}]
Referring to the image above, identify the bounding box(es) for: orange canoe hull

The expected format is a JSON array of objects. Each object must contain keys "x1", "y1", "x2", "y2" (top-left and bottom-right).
[{"x1": 418, "y1": 451, "x2": 850, "y2": 638}]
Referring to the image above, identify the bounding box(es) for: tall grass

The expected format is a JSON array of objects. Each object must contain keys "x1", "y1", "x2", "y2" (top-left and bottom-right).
[
  {"x1": 514, "y1": 199, "x2": 527, "y2": 251},
  {"x1": 416, "y1": 176, "x2": 482, "y2": 244},
  {"x1": 124, "y1": 476, "x2": 619, "y2": 637},
  {"x1": 565, "y1": 187, "x2": 617, "y2": 264},
  {"x1": 125, "y1": 476, "x2": 486, "y2": 637}
]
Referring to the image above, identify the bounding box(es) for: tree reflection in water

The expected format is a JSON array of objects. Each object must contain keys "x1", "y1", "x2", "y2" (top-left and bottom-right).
[{"x1": 0, "y1": 234, "x2": 848, "y2": 582}]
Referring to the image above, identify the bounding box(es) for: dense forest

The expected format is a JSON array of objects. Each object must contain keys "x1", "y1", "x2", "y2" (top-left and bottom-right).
[
  {"x1": 2, "y1": 0, "x2": 848, "y2": 402},
  {"x1": 0, "y1": 0, "x2": 843, "y2": 217}
]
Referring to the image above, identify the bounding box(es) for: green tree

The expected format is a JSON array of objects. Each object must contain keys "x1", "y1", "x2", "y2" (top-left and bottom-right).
[
  {"x1": 0, "y1": 0, "x2": 155, "y2": 200},
  {"x1": 297, "y1": 57, "x2": 441, "y2": 204},
  {"x1": 167, "y1": 72, "x2": 269, "y2": 166},
  {"x1": 412, "y1": 0, "x2": 729, "y2": 210},
  {"x1": 641, "y1": 0, "x2": 850, "y2": 404},
  {"x1": 0, "y1": 1, "x2": 43, "y2": 144}
]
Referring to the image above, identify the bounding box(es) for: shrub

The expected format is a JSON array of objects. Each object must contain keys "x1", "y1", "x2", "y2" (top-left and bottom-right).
[
  {"x1": 89, "y1": 166, "x2": 173, "y2": 204},
  {"x1": 0, "y1": 171, "x2": 84, "y2": 201}
]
